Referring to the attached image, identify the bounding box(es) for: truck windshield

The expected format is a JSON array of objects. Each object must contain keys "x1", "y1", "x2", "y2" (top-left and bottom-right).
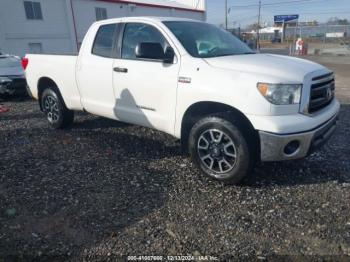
[{"x1": 163, "y1": 21, "x2": 254, "y2": 58}]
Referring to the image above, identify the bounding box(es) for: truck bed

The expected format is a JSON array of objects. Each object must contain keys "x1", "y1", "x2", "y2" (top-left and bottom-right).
[{"x1": 25, "y1": 54, "x2": 83, "y2": 111}]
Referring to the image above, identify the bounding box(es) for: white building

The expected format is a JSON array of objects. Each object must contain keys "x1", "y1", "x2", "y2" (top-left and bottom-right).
[{"x1": 0, "y1": 0, "x2": 206, "y2": 56}]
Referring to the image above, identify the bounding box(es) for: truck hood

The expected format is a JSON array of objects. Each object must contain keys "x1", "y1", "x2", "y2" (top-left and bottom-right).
[{"x1": 204, "y1": 54, "x2": 327, "y2": 82}]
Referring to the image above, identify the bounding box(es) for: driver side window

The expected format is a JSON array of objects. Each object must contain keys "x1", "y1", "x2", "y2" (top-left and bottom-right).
[{"x1": 121, "y1": 23, "x2": 167, "y2": 60}]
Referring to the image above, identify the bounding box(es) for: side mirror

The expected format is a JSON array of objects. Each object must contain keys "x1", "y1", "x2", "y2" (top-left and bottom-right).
[
  {"x1": 135, "y1": 42, "x2": 164, "y2": 60},
  {"x1": 163, "y1": 46, "x2": 175, "y2": 64},
  {"x1": 135, "y1": 43, "x2": 175, "y2": 64}
]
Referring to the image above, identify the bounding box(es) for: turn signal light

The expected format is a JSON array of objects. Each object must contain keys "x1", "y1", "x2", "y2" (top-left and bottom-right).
[{"x1": 257, "y1": 83, "x2": 269, "y2": 96}]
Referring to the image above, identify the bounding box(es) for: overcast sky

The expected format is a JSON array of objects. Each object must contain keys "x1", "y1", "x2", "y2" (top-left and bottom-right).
[{"x1": 206, "y1": 0, "x2": 350, "y2": 27}]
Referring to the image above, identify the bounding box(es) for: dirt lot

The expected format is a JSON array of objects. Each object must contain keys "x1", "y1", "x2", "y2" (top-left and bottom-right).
[{"x1": 0, "y1": 56, "x2": 349, "y2": 260}]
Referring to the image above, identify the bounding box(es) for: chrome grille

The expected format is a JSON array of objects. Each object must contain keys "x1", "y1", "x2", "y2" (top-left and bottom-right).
[{"x1": 309, "y1": 72, "x2": 335, "y2": 114}]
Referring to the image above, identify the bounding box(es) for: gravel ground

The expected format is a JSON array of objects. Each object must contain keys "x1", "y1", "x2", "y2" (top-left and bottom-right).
[{"x1": 0, "y1": 57, "x2": 349, "y2": 260}]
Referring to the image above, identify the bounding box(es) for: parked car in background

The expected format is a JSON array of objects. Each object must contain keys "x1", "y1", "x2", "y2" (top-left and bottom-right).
[{"x1": 0, "y1": 55, "x2": 27, "y2": 97}]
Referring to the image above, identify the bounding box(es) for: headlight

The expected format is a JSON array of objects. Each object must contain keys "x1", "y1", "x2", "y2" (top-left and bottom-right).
[{"x1": 257, "y1": 83, "x2": 302, "y2": 105}]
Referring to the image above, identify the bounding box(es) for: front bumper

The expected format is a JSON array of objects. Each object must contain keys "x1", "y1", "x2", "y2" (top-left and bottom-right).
[{"x1": 259, "y1": 113, "x2": 339, "y2": 161}]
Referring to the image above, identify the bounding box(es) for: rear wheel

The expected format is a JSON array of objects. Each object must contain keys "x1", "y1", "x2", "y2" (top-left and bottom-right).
[
  {"x1": 189, "y1": 114, "x2": 252, "y2": 184},
  {"x1": 41, "y1": 88, "x2": 74, "y2": 129}
]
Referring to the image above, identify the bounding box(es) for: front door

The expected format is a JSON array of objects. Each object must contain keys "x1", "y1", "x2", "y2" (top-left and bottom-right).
[{"x1": 112, "y1": 22, "x2": 180, "y2": 135}]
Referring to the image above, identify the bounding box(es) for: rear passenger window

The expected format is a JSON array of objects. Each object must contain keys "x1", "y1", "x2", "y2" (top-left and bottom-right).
[{"x1": 92, "y1": 24, "x2": 117, "y2": 58}]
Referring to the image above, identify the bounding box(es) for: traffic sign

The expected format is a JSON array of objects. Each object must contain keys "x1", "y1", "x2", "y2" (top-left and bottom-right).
[{"x1": 274, "y1": 15, "x2": 299, "y2": 23}]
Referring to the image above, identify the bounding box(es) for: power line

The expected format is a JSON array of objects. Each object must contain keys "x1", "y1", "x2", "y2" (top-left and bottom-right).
[
  {"x1": 260, "y1": 9, "x2": 350, "y2": 14},
  {"x1": 293, "y1": 10, "x2": 350, "y2": 14},
  {"x1": 230, "y1": 0, "x2": 328, "y2": 8}
]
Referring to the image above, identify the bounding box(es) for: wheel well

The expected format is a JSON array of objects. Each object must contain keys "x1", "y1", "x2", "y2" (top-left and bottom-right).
[
  {"x1": 37, "y1": 77, "x2": 64, "y2": 111},
  {"x1": 180, "y1": 101, "x2": 260, "y2": 160}
]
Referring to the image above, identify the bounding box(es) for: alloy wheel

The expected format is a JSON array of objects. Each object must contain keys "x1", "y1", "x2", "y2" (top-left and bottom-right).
[
  {"x1": 44, "y1": 95, "x2": 59, "y2": 123},
  {"x1": 197, "y1": 129, "x2": 237, "y2": 174}
]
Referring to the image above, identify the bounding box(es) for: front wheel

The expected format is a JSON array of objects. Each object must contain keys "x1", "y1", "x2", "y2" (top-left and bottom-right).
[
  {"x1": 41, "y1": 88, "x2": 74, "y2": 129},
  {"x1": 189, "y1": 114, "x2": 252, "y2": 184}
]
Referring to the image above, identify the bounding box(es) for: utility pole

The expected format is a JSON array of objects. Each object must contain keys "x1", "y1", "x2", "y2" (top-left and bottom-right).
[
  {"x1": 225, "y1": 0, "x2": 228, "y2": 30},
  {"x1": 257, "y1": 0, "x2": 261, "y2": 52}
]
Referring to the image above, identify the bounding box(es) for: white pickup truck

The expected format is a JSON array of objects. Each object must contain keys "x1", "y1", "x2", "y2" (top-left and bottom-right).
[{"x1": 24, "y1": 17, "x2": 340, "y2": 184}]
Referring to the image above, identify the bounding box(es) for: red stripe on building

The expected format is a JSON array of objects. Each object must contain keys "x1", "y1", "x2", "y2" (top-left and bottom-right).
[{"x1": 95, "y1": 0, "x2": 205, "y2": 13}]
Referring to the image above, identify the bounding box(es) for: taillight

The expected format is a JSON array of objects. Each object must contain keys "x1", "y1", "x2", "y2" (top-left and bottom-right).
[{"x1": 21, "y1": 57, "x2": 29, "y2": 70}]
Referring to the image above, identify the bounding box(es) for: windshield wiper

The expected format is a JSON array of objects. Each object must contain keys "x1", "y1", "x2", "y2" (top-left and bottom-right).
[
  {"x1": 211, "y1": 53, "x2": 236, "y2": 57},
  {"x1": 215, "y1": 52, "x2": 255, "y2": 57},
  {"x1": 203, "y1": 52, "x2": 256, "y2": 58}
]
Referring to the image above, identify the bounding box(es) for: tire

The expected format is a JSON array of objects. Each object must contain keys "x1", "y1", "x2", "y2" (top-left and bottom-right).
[
  {"x1": 189, "y1": 113, "x2": 252, "y2": 185},
  {"x1": 41, "y1": 88, "x2": 74, "y2": 129}
]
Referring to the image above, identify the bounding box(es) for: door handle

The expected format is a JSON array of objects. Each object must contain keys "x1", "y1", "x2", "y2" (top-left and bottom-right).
[{"x1": 113, "y1": 67, "x2": 128, "y2": 73}]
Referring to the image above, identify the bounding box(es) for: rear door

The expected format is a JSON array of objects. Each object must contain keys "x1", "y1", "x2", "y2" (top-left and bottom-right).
[
  {"x1": 76, "y1": 23, "x2": 120, "y2": 119},
  {"x1": 112, "y1": 22, "x2": 180, "y2": 134}
]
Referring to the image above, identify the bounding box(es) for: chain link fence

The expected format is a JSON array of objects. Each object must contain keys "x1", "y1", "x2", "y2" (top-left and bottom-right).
[
  {"x1": 285, "y1": 25, "x2": 349, "y2": 55},
  {"x1": 233, "y1": 24, "x2": 350, "y2": 55}
]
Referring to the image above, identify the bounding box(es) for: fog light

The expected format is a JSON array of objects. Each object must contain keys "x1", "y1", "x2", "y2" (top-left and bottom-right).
[{"x1": 284, "y1": 140, "x2": 300, "y2": 155}]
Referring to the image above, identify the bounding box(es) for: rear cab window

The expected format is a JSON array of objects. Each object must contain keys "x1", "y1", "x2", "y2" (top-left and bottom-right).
[{"x1": 92, "y1": 24, "x2": 118, "y2": 58}]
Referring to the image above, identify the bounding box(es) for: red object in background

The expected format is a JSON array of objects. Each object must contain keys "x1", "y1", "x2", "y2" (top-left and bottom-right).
[
  {"x1": 21, "y1": 57, "x2": 29, "y2": 70},
  {"x1": 0, "y1": 106, "x2": 10, "y2": 113},
  {"x1": 296, "y1": 39, "x2": 308, "y2": 56}
]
